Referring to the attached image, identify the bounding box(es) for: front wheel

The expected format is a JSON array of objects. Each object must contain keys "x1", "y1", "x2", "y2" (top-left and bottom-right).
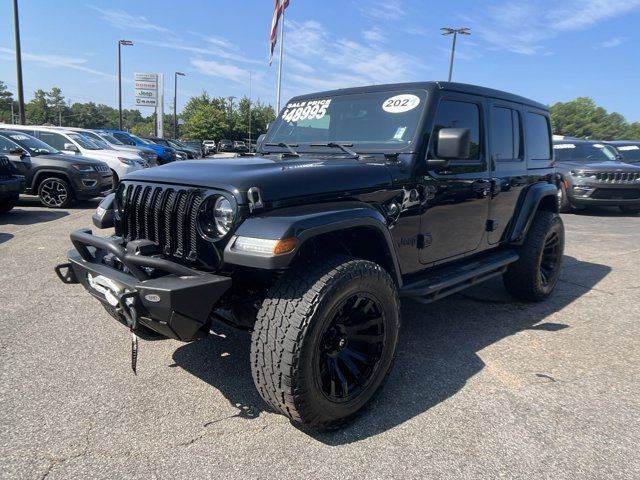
[
  {"x1": 38, "y1": 177, "x2": 73, "y2": 208},
  {"x1": 557, "y1": 182, "x2": 572, "y2": 213},
  {"x1": 0, "y1": 194, "x2": 19, "y2": 213},
  {"x1": 503, "y1": 210, "x2": 565, "y2": 302},
  {"x1": 251, "y1": 256, "x2": 400, "y2": 430}
]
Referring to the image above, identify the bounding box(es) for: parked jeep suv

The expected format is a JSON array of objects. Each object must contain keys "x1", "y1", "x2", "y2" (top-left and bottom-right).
[
  {"x1": 56, "y1": 82, "x2": 563, "y2": 429},
  {"x1": 0, "y1": 130, "x2": 112, "y2": 208},
  {"x1": 554, "y1": 139, "x2": 640, "y2": 214}
]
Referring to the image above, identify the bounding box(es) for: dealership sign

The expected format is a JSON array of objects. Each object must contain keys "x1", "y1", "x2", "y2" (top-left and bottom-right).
[{"x1": 134, "y1": 73, "x2": 158, "y2": 107}]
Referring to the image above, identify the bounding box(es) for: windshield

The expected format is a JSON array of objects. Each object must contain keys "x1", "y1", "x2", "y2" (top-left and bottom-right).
[
  {"x1": 68, "y1": 133, "x2": 102, "y2": 150},
  {"x1": 129, "y1": 134, "x2": 152, "y2": 145},
  {"x1": 6, "y1": 133, "x2": 60, "y2": 155},
  {"x1": 264, "y1": 90, "x2": 426, "y2": 152},
  {"x1": 553, "y1": 143, "x2": 617, "y2": 162},
  {"x1": 78, "y1": 131, "x2": 113, "y2": 149},
  {"x1": 168, "y1": 139, "x2": 186, "y2": 148},
  {"x1": 616, "y1": 144, "x2": 640, "y2": 161},
  {"x1": 98, "y1": 133, "x2": 125, "y2": 145}
]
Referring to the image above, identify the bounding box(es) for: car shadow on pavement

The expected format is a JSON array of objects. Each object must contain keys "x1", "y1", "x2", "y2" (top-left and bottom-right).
[
  {"x1": 0, "y1": 232, "x2": 14, "y2": 244},
  {"x1": 0, "y1": 207, "x2": 67, "y2": 226},
  {"x1": 172, "y1": 255, "x2": 610, "y2": 443}
]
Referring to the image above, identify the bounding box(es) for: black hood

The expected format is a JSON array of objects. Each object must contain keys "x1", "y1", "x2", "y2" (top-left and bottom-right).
[
  {"x1": 124, "y1": 155, "x2": 393, "y2": 204},
  {"x1": 556, "y1": 160, "x2": 640, "y2": 172},
  {"x1": 35, "y1": 153, "x2": 100, "y2": 165}
]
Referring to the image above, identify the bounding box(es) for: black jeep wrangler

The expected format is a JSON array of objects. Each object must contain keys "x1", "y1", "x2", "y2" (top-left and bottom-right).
[{"x1": 56, "y1": 82, "x2": 563, "y2": 429}]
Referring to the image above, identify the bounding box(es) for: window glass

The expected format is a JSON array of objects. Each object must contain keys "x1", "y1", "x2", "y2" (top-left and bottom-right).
[
  {"x1": 432, "y1": 99, "x2": 481, "y2": 159},
  {"x1": 490, "y1": 107, "x2": 523, "y2": 160},
  {"x1": 0, "y1": 135, "x2": 19, "y2": 153},
  {"x1": 38, "y1": 131, "x2": 68, "y2": 150},
  {"x1": 526, "y1": 113, "x2": 551, "y2": 160},
  {"x1": 553, "y1": 143, "x2": 617, "y2": 162},
  {"x1": 616, "y1": 145, "x2": 640, "y2": 161},
  {"x1": 7, "y1": 133, "x2": 59, "y2": 155},
  {"x1": 113, "y1": 132, "x2": 135, "y2": 145},
  {"x1": 68, "y1": 133, "x2": 101, "y2": 150}
]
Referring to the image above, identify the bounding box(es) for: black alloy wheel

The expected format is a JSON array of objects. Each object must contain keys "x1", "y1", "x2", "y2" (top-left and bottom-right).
[
  {"x1": 316, "y1": 293, "x2": 386, "y2": 403},
  {"x1": 38, "y1": 177, "x2": 72, "y2": 208},
  {"x1": 539, "y1": 229, "x2": 562, "y2": 288}
]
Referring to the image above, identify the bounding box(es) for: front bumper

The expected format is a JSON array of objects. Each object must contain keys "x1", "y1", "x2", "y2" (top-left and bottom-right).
[
  {"x1": 0, "y1": 177, "x2": 23, "y2": 197},
  {"x1": 73, "y1": 173, "x2": 113, "y2": 199},
  {"x1": 56, "y1": 229, "x2": 232, "y2": 341},
  {"x1": 568, "y1": 183, "x2": 640, "y2": 207}
]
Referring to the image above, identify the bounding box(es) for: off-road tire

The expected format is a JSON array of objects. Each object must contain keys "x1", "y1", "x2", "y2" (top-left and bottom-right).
[
  {"x1": 251, "y1": 255, "x2": 400, "y2": 429},
  {"x1": 37, "y1": 177, "x2": 73, "y2": 208},
  {"x1": 0, "y1": 194, "x2": 18, "y2": 213},
  {"x1": 503, "y1": 210, "x2": 564, "y2": 302},
  {"x1": 619, "y1": 206, "x2": 640, "y2": 215}
]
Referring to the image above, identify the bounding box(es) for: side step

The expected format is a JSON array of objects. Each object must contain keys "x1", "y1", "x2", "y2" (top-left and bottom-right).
[{"x1": 399, "y1": 250, "x2": 519, "y2": 304}]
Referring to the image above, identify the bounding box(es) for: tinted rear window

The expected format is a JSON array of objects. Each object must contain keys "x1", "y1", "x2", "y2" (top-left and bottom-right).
[{"x1": 525, "y1": 113, "x2": 551, "y2": 160}]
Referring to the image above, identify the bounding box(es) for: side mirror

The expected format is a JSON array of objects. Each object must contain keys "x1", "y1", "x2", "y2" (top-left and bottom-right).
[
  {"x1": 63, "y1": 143, "x2": 79, "y2": 152},
  {"x1": 92, "y1": 193, "x2": 115, "y2": 229},
  {"x1": 615, "y1": 154, "x2": 624, "y2": 161},
  {"x1": 435, "y1": 128, "x2": 471, "y2": 160},
  {"x1": 9, "y1": 147, "x2": 26, "y2": 156}
]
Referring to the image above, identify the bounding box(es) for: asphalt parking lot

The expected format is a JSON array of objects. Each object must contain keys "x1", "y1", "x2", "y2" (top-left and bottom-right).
[{"x1": 1, "y1": 198, "x2": 639, "y2": 479}]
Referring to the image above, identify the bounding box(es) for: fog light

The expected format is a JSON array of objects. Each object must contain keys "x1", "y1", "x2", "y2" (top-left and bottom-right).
[{"x1": 232, "y1": 236, "x2": 298, "y2": 255}]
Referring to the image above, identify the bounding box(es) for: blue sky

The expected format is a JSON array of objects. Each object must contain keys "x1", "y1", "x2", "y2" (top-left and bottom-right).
[{"x1": 1, "y1": 0, "x2": 639, "y2": 120}]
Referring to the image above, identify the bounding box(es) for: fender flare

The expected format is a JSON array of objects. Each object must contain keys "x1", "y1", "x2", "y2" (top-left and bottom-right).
[
  {"x1": 32, "y1": 168, "x2": 73, "y2": 191},
  {"x1": 223, "y1": 202, "x2": 402, "y2": 285},
  {"x1": 506, "y1": 182, "x2": 558, "y2": 244}
]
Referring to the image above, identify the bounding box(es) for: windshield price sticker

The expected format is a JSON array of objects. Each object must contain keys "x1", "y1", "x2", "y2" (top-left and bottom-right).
[
  {"x1": 619, "y1": 145, "x2": 639, "y2": 151},
  {"x1": 281, "y1": 99, "x2": 332, "y2": 122},
  {"x1": 383, "y1": 94, "x2": 420, "y2": 113},
  {"x1": 553, "y1": 144, "x2": 576, "y2": 149},
  {"x1": 9, "y1": 135, "x2": 30, "y2": 141}
]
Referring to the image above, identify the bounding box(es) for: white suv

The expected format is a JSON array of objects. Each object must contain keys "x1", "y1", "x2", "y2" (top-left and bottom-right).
[
  {"x1": 0, "y1": 125, "x2": 143, "y2": 183},
  {"x1": 202, "y1": 140, "x2": 216, "y2": 155}
]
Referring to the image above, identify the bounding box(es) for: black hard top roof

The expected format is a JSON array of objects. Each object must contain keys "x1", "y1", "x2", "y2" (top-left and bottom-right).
[{"x1": 290, "y1": 81, "x2": 547, "y2": 111}]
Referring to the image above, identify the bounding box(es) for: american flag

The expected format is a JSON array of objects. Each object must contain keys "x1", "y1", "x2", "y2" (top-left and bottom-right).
[{"x1": 269, "y1": 0, "x2": 290, "y2": 65}]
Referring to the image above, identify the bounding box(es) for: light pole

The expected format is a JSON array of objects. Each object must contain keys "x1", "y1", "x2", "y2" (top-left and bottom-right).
[
  {"x1": 118, "y1": 39, "x2": 133, "y2": 130},
  {"x1": 12, "y1": 0, "x2": 25, "y2": 124},
  {"x1": 173, "y1": 72, "x2": 185, "y2": 139},
  {"x1": 441, "y1": 27, "x2": 470, "y2": 82}
]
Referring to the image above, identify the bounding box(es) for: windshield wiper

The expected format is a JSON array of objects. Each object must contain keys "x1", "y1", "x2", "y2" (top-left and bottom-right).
[
  {"x1": 264, "y1": 142, "x2": 299, "y2": 157},
  {"x1": 310, "y1": 142, "x2": 359, "y2": 158}
]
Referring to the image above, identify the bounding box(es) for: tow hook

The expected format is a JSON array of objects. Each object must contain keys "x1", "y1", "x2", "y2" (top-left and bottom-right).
[
  {"x1": 118, "y1": 291, "x2": 140, "y2": 375},
  {"x1": 54, "y1": 263, "x2": 78, "y2": 284}
]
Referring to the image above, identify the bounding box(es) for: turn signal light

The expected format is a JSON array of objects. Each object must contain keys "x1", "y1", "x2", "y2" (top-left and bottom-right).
[{"x1": 273, "y1": 238, "x2": 298, "y2": 255}]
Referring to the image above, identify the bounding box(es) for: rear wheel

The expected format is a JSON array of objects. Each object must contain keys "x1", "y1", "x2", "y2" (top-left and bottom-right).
[
  {"x1": 38, "y1": 177, "x2": 73, "y2": 208},
  {"x1": 503, "y1": 210, "x2": 564, "y2": 302},
  {"x1": 0, "y1": 194, "x2": 19, "y2": 213},
  {"x1": 251, "y1": 255, "x2": 400, "y2": 429},
  {"x1": 620, "y1": 206, "x2": 640, "y2": 215}
]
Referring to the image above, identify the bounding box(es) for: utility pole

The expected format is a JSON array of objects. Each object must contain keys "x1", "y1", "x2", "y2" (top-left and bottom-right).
[
  {"x1": 248, "y1": 71, "x2": 252, "y2": 151},
  {"x1": 173, "y1": 72, "x2": 185, "y2": 139},
  {"x1": 118, "y1": 40, "x2": 133, "y2": 130},
  {"x1": 441, "y1": 27, "x2": 470, "y2": 82},
  {"x1": 12, "y1": 0, "x2": 25, "y2": 124}
]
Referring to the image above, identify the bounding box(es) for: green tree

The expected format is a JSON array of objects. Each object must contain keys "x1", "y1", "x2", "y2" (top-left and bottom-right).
[
  {"x1": 25, "y1": 89, "x2": 51, "y2": 125},
  {"x1": 183, "y1": 103, "x2": 228, "y2": 140},
  {"x1": 46, "y1": 87, "x2": 68, "y2": 125},
  {"x1": 550, "y1": 97, "x2": 628, "y2": 140},
  {"x1": 0, "y1": 81, "x2": 14, "y2": 123},
  {"x1": 233, "y1": 96, "x2": 276, "y2": 141},
  {"x1": 624, "y1": 122, "x2": 640, "y2": 140}
]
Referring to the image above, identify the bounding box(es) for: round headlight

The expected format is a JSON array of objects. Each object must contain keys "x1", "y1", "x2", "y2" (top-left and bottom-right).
[{"x1": 199, "y1": 196, "x2": 234, "y2": 238}]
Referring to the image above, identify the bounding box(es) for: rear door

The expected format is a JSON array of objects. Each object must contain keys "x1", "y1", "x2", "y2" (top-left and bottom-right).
[
  {"x1": 0, "y1": 134, "x2": 31, "y2": 177},
  {"x1": 418, "y1": 94, "x2": 491, "y2": 265},
  {"x1": 487, "y1": 100, "x2": 527, "y2": 244}
]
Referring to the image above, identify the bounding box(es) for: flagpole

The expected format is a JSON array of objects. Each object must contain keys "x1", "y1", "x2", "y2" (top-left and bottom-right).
[{"x1": 275, "y1": 1, "x2": 285, "y2": 114}]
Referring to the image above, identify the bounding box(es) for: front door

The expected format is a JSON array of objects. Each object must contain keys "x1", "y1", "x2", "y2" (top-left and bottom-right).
[
  {"x1": 418, "y1": 94, "x2": 491, "y2": 265},
  {"x1": 0, "y1": 135, "x2": 32, "y2": 178}
]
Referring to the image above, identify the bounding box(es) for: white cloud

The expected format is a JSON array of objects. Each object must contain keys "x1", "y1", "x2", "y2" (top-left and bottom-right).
[
  {"x1": 0, "y1": 47, "x2": 116, "y2": 80},
  {"x1": 190, "y1": 58, "x2": 252, "y2": 85},
  {"x1": 474, "y1": 0, "x2": 640, "y2": 55},
  {"x1": 87, "y1": 5, "x2": 170, "y2": 33},
  {"x1": 363, "y1": 27, "x2": 386, "y2": 43},
  {"x1": 282, "y1": 20, "x2": 429, "y2": 93},
  {"x1": 361, "y1": 0, "x2": 406, "y2": 20},
  {"x1": 601, "y1": 36, "x2": 627, "y2": 48}
]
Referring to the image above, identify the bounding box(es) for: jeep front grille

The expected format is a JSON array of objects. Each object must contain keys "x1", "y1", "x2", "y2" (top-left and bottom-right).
[
  {"x1": 594, "y1": 171, "x2": 640, "y2": 183},
  {"x1": 120, "y1": 183, "x2": 204, "y2": 261},
  {"x1": 0, "y1": 156, "x2": 12, "y2": 177}
]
